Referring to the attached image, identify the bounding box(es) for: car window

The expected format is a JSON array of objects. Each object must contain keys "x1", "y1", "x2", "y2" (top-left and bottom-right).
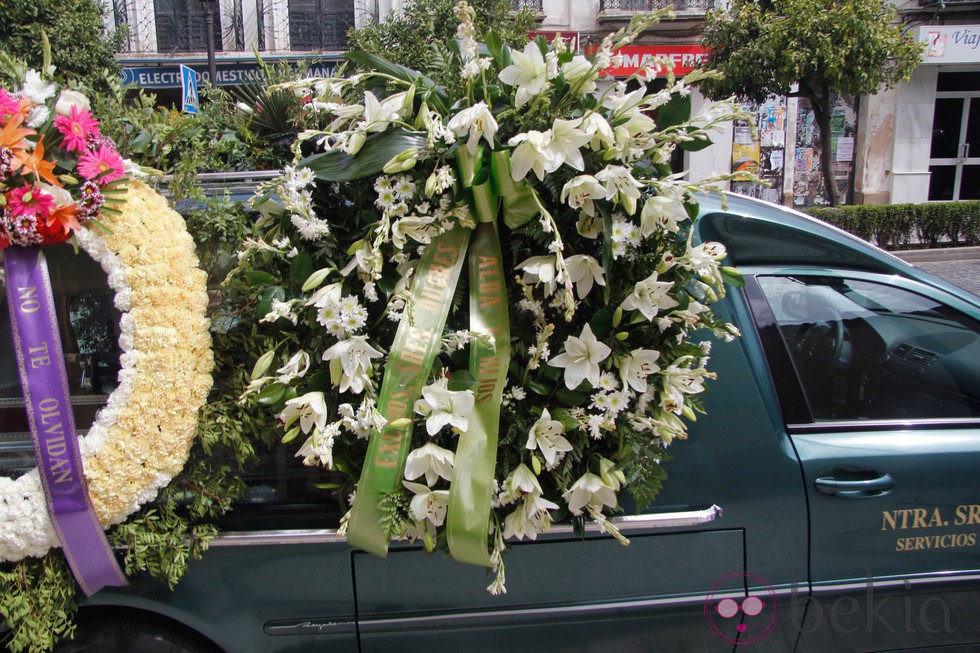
[
  {"x1": 755, "y1": 275, "x2": 980, "y2": 421},
  {"x1": 1, "y1": 247, "x2": 341, "y2": 528},
  {"x1": 0, "y1": 245, "x2": 122, "y2": 476}
]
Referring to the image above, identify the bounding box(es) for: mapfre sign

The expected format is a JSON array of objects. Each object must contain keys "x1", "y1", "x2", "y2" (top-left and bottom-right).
[{"x1": 590, "y1": 45, "x2": 708, "y2": 77}]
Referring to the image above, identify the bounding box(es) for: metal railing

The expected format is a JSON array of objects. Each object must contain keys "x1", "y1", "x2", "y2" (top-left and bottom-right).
[
  {"x1": 600, "y1": 0, "x2": 716, "y2": 12},
  {"x1": 512, "y1": 0, "x2": 543, "y2": 10}
]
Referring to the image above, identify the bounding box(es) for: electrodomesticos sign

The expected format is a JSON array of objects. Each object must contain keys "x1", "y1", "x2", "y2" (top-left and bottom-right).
[{"x1": 589, "y1": 45, "x2": 708, "y2": 77}]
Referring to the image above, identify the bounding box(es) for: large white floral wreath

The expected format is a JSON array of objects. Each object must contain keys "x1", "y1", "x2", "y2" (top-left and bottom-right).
[
  {"x1": 0, "y1": 181, "x2": 213, "y2": 562},
  {"x1": 236, "y1": 5, "x2": 746, "y2": 591}
]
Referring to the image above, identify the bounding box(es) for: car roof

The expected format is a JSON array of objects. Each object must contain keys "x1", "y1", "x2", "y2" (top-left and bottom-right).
[{"x1": 693, "y1": 191, "x2": 978, "y2": 305}]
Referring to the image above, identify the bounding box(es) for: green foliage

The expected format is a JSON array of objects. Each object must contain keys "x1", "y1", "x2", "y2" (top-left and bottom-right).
[
  {"x1": 700, "y1": 0, "x2": 923, "y2": 103},
  {"x1": 0, "y1": 0, "x2": 120, "y2": 90},
  {"x1": 620, "y1": 423, "x2": 670, "y2": 512},
  {"x1": 347, "y1": 0, "x2": 537, "y2": 75},
  {"x1": 0, "y1": 555, "x2": 76, "y2": 653},
  {"x1": 378, "y1": 490, "x2": 413, "y2": 540},
  {"x1": 805, "y1": 201, "x2": 980, "y2": 250},
  {"x1": 109, "y1": 508, "x2": 218, "y2": 590}
]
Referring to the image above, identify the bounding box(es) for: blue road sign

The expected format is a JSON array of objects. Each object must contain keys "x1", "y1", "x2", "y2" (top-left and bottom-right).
[{"x1": 180, "y1": 65, "x2": 199, "y2": 114}]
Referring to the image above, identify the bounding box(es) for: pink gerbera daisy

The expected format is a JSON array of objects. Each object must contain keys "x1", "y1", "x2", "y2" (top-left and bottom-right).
[
  {"x1": 54, "y1": 106, "x2": 101, "y2": 153},
  {"x1": 0, "y1": 89, "x2": 23, "y2": 123},
  {"x1": 77, "y1": 144, "x2": 125, "y2": 185},
  {"x1": 6, "y1": 183, "x2": 54, "y2": 218}
]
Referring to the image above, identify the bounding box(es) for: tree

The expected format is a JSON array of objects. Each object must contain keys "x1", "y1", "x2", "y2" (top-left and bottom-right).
[
  {"x1": 0, "y1": 0, "x2": 120, "y2": 89},
  {"x1": 347, "y1": 0, "x2": 537, "y2": 74},
  {"x1": 700, "y1": 0, "x2": 922, "y2": 205}
]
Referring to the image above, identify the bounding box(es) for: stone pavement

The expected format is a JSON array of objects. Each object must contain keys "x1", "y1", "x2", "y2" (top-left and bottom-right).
[{"x1": 893, "y1": 246, "x2": 980, "y2": 298}]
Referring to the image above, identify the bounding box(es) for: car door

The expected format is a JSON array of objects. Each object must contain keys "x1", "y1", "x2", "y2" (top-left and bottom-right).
[
  {"x1": 352, "y1": 289, "x2": 809, "y2": 653},
  {"x1": 745, "y1": 268, "x2": 980, "y2": 652}
]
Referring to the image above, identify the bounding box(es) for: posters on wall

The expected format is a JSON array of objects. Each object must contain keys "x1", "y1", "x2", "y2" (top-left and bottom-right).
[
  {"x1": 793, "y1": 94, "x2": 858, "y2": 206},
  {"x1": 730, "y1": 96, "x2": 787, "y2": 204}
]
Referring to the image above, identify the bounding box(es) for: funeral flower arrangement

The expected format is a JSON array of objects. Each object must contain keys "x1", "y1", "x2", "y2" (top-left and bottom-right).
[
  {"x1": 237, "y1": 5, "x2": 744, "y2": 591},
  {"x1": 0, "y1": 61, "x2": 212, "y2": 640}
]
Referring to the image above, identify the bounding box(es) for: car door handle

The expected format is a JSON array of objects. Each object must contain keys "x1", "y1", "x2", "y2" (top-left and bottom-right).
[{"x1": 815, "y1": 473, "x2": 894, "y2": 497}]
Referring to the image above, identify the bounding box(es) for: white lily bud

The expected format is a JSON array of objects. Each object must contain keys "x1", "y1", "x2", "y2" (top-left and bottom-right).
[{"x1": 251, "y1": 350, "x2": 276, "y2": 380}]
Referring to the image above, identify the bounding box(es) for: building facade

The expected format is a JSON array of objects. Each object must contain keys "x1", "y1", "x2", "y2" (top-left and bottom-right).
[{"x1": 108, "y1": 0, "x2": 980, "y2": 205}]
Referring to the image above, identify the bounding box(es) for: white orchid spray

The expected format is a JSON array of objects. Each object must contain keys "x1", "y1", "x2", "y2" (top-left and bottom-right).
[{"x1": 239, "y1": 2, "x2": 747, "y2": 592}]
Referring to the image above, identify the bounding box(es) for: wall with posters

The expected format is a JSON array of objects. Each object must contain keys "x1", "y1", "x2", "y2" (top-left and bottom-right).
[
  {"x1": 792, "y1": 94, "x2": 858, "y2": 207},
  {"x1": 730, "y1": 97, "x2": 788, "y2": 204}
]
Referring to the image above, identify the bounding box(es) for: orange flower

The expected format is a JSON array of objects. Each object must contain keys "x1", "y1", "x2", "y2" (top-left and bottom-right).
[
  {"x1": 12, "y1": 136, "x2": 61, "y2": 187},
  {"x1": 46, "y1": 202, "x2": 83, "y2": 234},
  {"x1": 0, "y1": 114, "x2": 34, "y2": 151}
]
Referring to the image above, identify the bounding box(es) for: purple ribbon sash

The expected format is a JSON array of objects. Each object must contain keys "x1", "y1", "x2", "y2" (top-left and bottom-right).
[{"x1": 4, "y1": 247, "x2": 127, "y2": 596}]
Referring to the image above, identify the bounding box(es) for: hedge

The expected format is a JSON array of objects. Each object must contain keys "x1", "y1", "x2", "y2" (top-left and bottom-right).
[{"x1": 804, "y1": 201, "x2": 980, "y2": 250}]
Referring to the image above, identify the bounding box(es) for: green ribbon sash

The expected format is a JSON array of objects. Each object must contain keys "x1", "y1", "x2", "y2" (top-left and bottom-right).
[
  {"x1": 347, "y1": 226, "x2": 470, "y2": 556},
  {"x1": 348, "y1": 147, "x2": 537, "y2": 562}
]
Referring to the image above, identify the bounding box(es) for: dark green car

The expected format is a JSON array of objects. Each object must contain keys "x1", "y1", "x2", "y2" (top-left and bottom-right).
[{"x1": 5, "y1": 193, "x2": 979, "y2": 652}]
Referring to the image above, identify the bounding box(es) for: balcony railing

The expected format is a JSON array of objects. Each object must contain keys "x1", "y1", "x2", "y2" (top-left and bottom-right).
[
  {"x1": 599, "y1": 0, "x2": 716, "y2": 13},
  {"x1": 512, "y1": 0, "x2": 543, "y2": 10}
]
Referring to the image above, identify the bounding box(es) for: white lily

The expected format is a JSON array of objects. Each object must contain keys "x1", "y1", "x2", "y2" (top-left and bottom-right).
[
  {"x1": 682, "y1": 242, "x2": 728, "y2": 285},
  {"x1": 661, "y1": 358, "x2": 709, "y2": 413},
  {"x1": 516, "y1": 254, "x2": 558, "y2": 296},
  {"x1": 580, "y1": 113, "x2": 615, "y2": 151},
  {"x1": 563, "y1": 472, "x2": 618, "y2": 516},
  {"x1": 548, "y1": 119, "x2": 591, "y2": 171},
  {"x1": 498, "y1": 41, "x2": 549, "y2": 108},
  {"x1": 403, "y1": 481, "x2": 450, "y2": 527},
  {"x1": 447, "y1": 101, "x2": 498, "y2": 155},
  {"x1": 526, "y1": 408, "x2": 574, "y2": 469},
  {"x1": 508, "y1": 130, "x2": 561, "y2": 181},
  {"x1": 413, "y1": 377, "x2": 475, "y2": 435},
  {"x1": 502, "y1": 494, "x2": 559, "y2": 540},
  {"x1": 576, "y1": 212, "x2": 603, "y2": 239},
  {"x1": 497, "y1": 463, "x2": 543, "y2": 506},
  {"x1": 548, "y1": 323, "x2": 612, "y2": 390},
  {"x1": 321, "y1": 336, "x2": 383, "y2": 394},
  {"x1": 561, "y1": 55, "x2": 597, "y2": 95},
  {"x1": 560, "y1": 175, "x2": 606, "y2": 217},
  {"x1": 391, "y1": 215, "x2": 435, "y2": 250},
  {"x1": 362, "y1": 90, "x2": 402, "y2": 132},
  {"x1": 595, "y1": 165, "x2": 643, "y2": 214},
  {"x1": 276, "y1": 350, "x2": 311, "y2": 383},
  {"x1": 617, "y1": 349, "x2": 662, "y2": 393},
  {"x1": 620, "y1": 271, "x2": 679, "y2": 322},
  {"x1": 305, "y1": 281, "x2": 344, "y2": 308},
  {"x1": 295, "y1": 423, "x2": 340, "y2": 468},
  {"x1": 404, "y1": 442, "x2": 456, "y2": 486},
  {"x1": 563, "y1": 254, "x2": 605, "y2": 299},
  {"x1": 279, "y1": 391, "x2": 328, "y2": 435},
  {"x1": 640, "y1": 196, "x2": 689, "y2": 237}
]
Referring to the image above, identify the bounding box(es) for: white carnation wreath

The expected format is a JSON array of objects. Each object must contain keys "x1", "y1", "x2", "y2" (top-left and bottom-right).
[{"x1": 0, "y1": 181, "x2": 213, "y2": 562}]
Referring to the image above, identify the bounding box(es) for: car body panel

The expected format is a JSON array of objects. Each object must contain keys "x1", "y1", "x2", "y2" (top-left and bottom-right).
[{"x1": 31, "y1": 191, "x2": 975, "y2": 651}]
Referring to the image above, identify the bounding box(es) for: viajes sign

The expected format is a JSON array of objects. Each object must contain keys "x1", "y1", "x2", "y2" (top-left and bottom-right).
[{"x1": 918, "y1": 25, "x2": 980, "y2": 64}]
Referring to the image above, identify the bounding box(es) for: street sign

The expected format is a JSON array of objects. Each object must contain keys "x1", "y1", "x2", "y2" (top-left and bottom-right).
[{"x1": 180, "y1": 64, "x2": 199, "y2": 114}]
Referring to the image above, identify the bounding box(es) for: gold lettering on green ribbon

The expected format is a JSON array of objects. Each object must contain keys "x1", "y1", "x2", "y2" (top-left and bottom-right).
[
  {"x1": 347, "y1": 227, "x2": 471, "y2": 558},
  {"x1": 447, "y1": 222, "x2": 510, "y2": 566}
]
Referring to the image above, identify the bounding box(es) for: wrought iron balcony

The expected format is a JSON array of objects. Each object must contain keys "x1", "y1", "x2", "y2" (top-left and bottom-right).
[
  {"x1": 599, "y1": 0, "x2": 716, "y2": 14},
  {"x1": 512, "y1": 0, "x2": 543, "y2": 10}
]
